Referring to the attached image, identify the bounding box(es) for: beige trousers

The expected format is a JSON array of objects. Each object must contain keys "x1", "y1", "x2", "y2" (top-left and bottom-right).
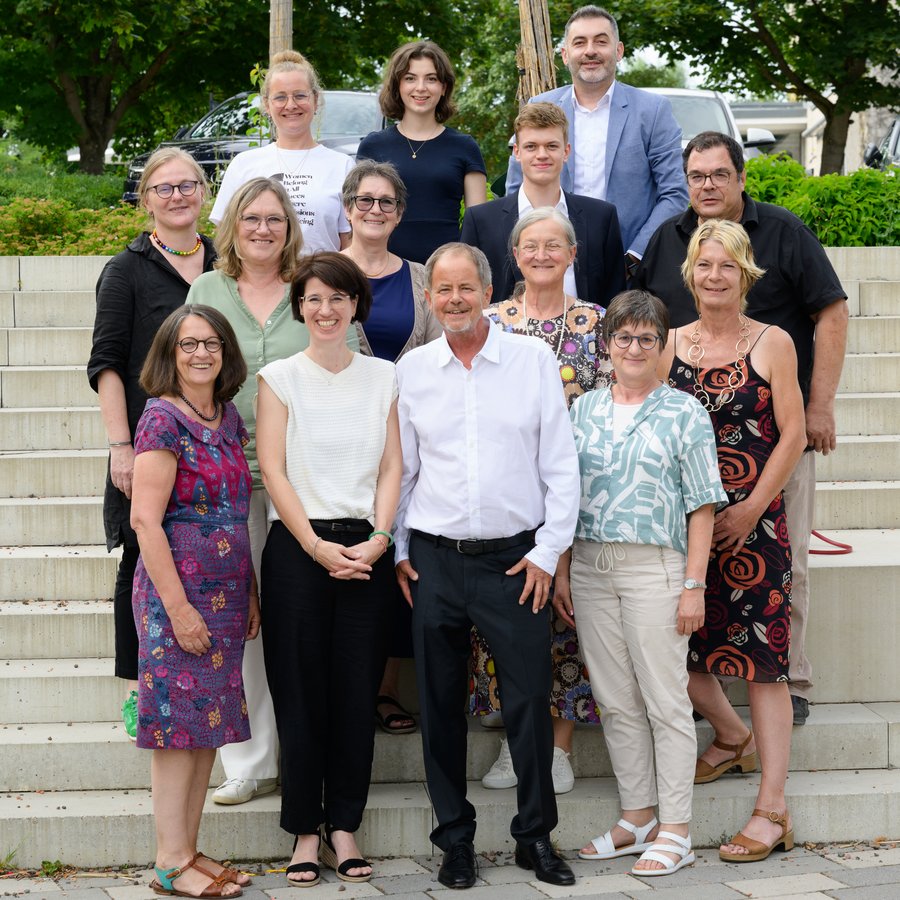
[
  {"x1": 570, "y1": 540, "x2": 696, "y2": 824},
  {"x1": 784, "y1": 451, "x2": 815, "y2": 699}
]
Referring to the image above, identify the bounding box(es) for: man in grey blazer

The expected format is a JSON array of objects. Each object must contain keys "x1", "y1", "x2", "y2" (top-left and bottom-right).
[
  {"x1": 505, "y1": 5, "x2": 688, "y2": 275},
  {"x1": 461, "y1": 102, "x2": 625, "y2": 306}
]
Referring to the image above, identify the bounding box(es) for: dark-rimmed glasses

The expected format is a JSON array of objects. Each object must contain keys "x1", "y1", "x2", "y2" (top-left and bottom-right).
[
  {"x1": 351, "y1": 195, "x2": 399, "y2": 213},
  {"x1": 177, "y1": 337, "x2": 223, "y2": 353},
  {"x1": 609, "y1": 333, "x2": 661, "y2": 350},
  {"x1": 686, "y1": 170, "x2": 732, "y2": 188},
  {"x1": 148, "y1": 180, "x2": 200, "y2": 198}
]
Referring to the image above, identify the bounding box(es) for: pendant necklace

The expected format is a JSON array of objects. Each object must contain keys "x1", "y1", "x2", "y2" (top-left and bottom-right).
[
  {"x1": 521, "y1": 291, "x2": 568, "y2": 361},
  {"x1": 276, "y1": 143, "x2": 315, "y2": 176},
  {"x1": 178, "y1": 392, "x2": 220, "y2": 423},
  {"x1": 399, "y1": 125, "x2": 439, "y2": 159},
  {"x1": 687, "y1": 314, "x2": 751, "y2": 411}
]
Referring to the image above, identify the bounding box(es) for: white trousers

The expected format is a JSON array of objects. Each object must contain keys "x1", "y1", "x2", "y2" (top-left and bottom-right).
[
  {"x1": 784, "y1": 451, "x2": 815, "y2": 699},
  {"x1": 571, "y1": 541, "x2": 696, "y2": 824},
  {"x1": 219, "y1": 488, "x2": 279, "y2": 780}
]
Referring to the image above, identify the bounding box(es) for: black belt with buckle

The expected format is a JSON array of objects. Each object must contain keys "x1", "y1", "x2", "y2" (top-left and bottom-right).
[
  {"x1": 309, "y1": 519, "x2": 372, "y2": 534},
  {"x1": 411, "y1": 528, "x2": 536, "y2": 555}
]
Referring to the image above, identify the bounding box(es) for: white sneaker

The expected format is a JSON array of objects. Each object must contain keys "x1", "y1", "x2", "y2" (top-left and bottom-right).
[
  {"x1": 552, "y1": 747, "x2": 575, "y2": 794},
  {"x1": 480, "y1": 710, "x2": 505, "y2": 729},
  {"x1": 212, "y1": 776, "x2": 278, "y2": 805},
  {"x1": 482, "y1": 738, "x2": 517, "y2": 789}
]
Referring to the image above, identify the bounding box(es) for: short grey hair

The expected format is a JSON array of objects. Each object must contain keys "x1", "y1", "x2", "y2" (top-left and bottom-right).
[
  {"x1": 425, "y1": 242, "x2": 492, "y2": 290},
  {"x1": 601, "y1": 290, "x2": 670, "y2": 347},
  {"x1": 341, "y1": 160, "x2": 408, "y2": 215},
  {"x1": 509, "y1": 206, "x2": 576, "y2": 254},
  {"x1": 564, "y1": 5, "x2": 619, "y2": 43}
]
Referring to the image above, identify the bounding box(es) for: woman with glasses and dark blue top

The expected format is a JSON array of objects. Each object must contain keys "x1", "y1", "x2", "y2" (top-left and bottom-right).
[
  {"x1": 256, "y1": 252, "x2": 401, "y2": 887},
  {"x1": 88, "y1": 147, "x2": 215, "y2": 745},
  {"x1": 566, "y1": 290, "x2": 726, "y2": 878},
  {"x1": 357, "y1": 40, "x2": 486, "y2": 264},
  {"x1": 340, "y1": 160, "x2": 442, "y2": 736},
  {"x1": 187, "y1": 178, "x2": 360, "y2": 808},
  {"x1": 211, "y1": 50, "x2": 353, "y2": 254}
]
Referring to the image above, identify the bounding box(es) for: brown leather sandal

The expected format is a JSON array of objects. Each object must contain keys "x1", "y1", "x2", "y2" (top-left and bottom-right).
[
  {"x1": 694, "y1": 730, "x2": 757, "y2": 784},
  {"x1": 150, "y1": 853, "x2": 243, "y2": 897},
  {"x1": 196, "y1": 853, "x2": 249, "y2": 886},
  {"x1": 719, "y1": 809, "x2": 794, "y2": 862}
]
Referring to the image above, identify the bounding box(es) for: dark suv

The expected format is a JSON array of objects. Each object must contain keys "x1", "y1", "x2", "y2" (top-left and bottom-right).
[
  {"x1": 864, "y1": 115, "x2": 900, "y2": 170},
  {"x1": 123, "y1": 90, "x2": 385, "y2": 203}
]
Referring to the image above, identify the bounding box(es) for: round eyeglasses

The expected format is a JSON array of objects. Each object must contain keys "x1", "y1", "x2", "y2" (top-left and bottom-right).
[
  {"x1": 148, "y1": 181, "x2": 201, "y2": 198},
  {"x1": 177, "y1": 337, "x2": 223, "y2": 353},
  {"x1": 609, "y1": 333, "x2": 661, "y2": 350},
  {"x1": 351, "y1": 195, "x2": 399, "y2": 213}
]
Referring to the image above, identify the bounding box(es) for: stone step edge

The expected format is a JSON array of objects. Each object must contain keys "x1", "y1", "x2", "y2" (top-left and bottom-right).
[{"x1": 2, "y1": 769, "x2": 899, "y2": 866}]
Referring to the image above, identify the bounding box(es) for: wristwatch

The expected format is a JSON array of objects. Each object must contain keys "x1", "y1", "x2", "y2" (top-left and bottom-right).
[{"x1": 683, "y1": 578, "x2": 707, "y2": 590}]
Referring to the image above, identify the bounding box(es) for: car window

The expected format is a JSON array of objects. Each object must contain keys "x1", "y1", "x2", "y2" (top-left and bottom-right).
[
  {"x1": 665, "y1": 96, "x2": 735, "y2": 141},
  {"x1": 188, "y1": 96, "x2": 264, "y2": 140},
  {"x1": 317, "y1": 93, "x2": 381, "y2": 137}
]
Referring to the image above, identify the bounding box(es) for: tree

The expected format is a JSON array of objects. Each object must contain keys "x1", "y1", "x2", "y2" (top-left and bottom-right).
[
  {"x1": 0, "y1": 1, "x2": 267, "y2": 172},
  {"x1": 618, "y1": 57, "x2": 687, "y2": 90},
  {"x1": 619, "y1": 0, "x2": 900, "y2": 174}
]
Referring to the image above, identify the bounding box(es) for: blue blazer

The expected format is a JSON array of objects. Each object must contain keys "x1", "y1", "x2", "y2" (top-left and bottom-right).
[
  {"x1": 505, "y1": 82, "x2": 688, "y2": 258},
  {"x1": 460, "y1": 189, "x2": 625, "y2": 306}
]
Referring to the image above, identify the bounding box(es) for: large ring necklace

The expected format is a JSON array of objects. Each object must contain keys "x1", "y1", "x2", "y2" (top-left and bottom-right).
[
  {"x1": 687, "y1": 314, "x2": 751, "y2": 411},
  {"x1": 178, "y1": 392, "x2": 220, "y2": 422}
]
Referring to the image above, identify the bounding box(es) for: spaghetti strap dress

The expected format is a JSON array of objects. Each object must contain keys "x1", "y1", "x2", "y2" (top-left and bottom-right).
[{"x1": 668, "y1": 351, "x2": 792, "y2": 683}]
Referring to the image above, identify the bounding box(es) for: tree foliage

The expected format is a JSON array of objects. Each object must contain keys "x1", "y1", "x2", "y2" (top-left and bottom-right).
[{"x1": 616, "y1": 0, "x2": 900, "y2": 173}]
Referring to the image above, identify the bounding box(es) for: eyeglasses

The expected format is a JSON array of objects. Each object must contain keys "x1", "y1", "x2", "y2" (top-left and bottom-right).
[
  {"x1": 300, "y1": 292, "x2": 354, "y2": 309},
  {"x1": 177, "y1": 337, "x2": 223, "y2": 353},
  {"x1": 351, "y1": 195, "x2": 399, "y2": 213},
  {"x1": 609, "y1": 333, "x2": 661, "y2": 350},
  {"x1": 518, "y1": 240, "x2": 569, "y2": 255},
  {"x1": 239, "y1": 214, "x2": 288, "y2": 230},
  {"x1": 148, "y1": 180, "x2": 200, "y2": 198},
  {"x1": 269, "y1": 91, "x2": 313, "y2": 106},
  {"x1": 686, "y1": 170, "x2": 733, "y2": 188}
]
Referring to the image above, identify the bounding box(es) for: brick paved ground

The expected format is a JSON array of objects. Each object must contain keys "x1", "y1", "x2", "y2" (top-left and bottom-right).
[{"x1": 3, "y1": 843, "x2": 900, "y2": 900}]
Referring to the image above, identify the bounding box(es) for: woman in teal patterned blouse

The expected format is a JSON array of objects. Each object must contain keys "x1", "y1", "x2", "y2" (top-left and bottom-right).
[{"x1": 565, "y1": 290, "x2": 726, "y2": 878}]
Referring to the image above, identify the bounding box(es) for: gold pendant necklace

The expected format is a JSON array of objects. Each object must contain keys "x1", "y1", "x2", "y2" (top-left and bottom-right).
[{"x1": 687, "y1": 314, "x2": 751, "y2": 411}]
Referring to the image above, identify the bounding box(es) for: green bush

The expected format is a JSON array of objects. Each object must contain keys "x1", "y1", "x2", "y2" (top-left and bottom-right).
[{"x1": 746, "y1": 155, "x2": 900, "y2": 246}]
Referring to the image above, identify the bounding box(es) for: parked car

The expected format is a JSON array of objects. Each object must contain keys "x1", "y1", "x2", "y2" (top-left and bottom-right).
[
  {"x1": 644, "y1": 87, "x2": 776, "y2": 157},
  {"x1": 864, "y1": 115, "x2": 900, "y2": 170},
  {"x1": 123, "y1": 90, "x2": 385, "y2": 203}
]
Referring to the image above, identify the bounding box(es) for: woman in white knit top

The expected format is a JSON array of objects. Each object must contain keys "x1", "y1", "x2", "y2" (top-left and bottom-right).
[{"x1": 256, "y1": 252, "x2": 401, "y2": 886}]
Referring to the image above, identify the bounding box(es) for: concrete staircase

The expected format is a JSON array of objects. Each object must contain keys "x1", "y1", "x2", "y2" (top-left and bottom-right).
[{"x1": 1, "y1": 251, "x2": 898, "y2": 868}]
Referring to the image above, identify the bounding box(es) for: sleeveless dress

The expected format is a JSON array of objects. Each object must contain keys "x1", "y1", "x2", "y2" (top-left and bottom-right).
[
  {"x1": 468, "y1": 299, "x2": 611, "y2": 723},
  {"x1": 668, "y1": 353, "x2": 792, "y2": 683},
  {"x1": 132, "y1": 398, "x2": 254, "y2": 748}
]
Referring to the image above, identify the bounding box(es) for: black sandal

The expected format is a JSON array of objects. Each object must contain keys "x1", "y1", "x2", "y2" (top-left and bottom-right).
[
  {"x1": 320, "y1": 828, "x2": 372, "y2": 883},
  {"x1": 286, "y1": 835, "x2": 320, "y2": 889},
  {"x1": 375, "y1": 694, "x2": 417, "y2": 735}
]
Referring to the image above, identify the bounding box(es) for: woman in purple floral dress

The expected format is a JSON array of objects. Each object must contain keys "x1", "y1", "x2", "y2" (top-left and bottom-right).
[{"x1": 131, "y1": 304, "x2": 257, "y2": 898}]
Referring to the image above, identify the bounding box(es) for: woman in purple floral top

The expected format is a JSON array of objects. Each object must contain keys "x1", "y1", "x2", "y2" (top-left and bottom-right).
[{"x1": 131, "y1": 305, "x2": 257, "y2": 899}]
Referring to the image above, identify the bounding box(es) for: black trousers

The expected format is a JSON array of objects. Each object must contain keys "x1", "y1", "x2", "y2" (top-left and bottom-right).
[
  {"x1": 261, "y1": 519, "x2": 392, "y2": 835},
  {"x1": 409, "y1": 531, "x2": 557, "y2": 849},
  {"x1": 114, "y1": 543, "x2": 139, "y2": 680}
]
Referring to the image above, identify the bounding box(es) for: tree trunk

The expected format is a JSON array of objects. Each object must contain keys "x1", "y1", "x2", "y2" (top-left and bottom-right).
[
  {"x1": 819, "y1": 106, "x2": 852, "y2": 175},
  {"x1": 270, "y1": 0, "x2": 293, "y2": 61},
  {"x1": 517, "y1": 0, "x2": 555, "y2": 105}
]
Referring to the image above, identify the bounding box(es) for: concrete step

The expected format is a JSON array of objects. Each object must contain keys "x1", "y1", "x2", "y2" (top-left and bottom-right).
[
  {"x1": 0, "y1": 365, "x2": 96, "y2": 408},
  {"x1": 816, "y1": 435, "x2": 900, "y2": 482},
  {"x1": 0, "y1": 600, "x2": 113, "y2": 660},
  {"x1": 858, "y1": 281, "x2": 898, "y2": 316},
  {"x1": 814, "y1": 480, "x2": 900, "y2": 530},
  {"x1": 10, "y1": 291, "x2": 96, "y2": 327},
  {"x1": 838, "y1": 353, "x2": 900, "y2": 393},
  {"x1": 0, "y1": 449, "x2": 107, "y2": 498},
  {"x1": 2, "y1": 767, "x2": 899, "y2": 867},
  {"x1": 0, "y1": 703, "x2": 891, "y2": 795},
  {"x1": 2, "y1": 326, "x2": 93, "y2": 366},
  {"x1": 0, "y1": 496, "x2": 104, "y2": 546},
  {"x1": 0, "y1": 407, "x2": 104, "y2": 450},
  {"x1": 846, "y1": 315, "x2": 900, "y2": 353},
  {"x1": 834, "y1": 392, "x2": 900, "y2": 434},
  {"x1": 18, "y1": 256, "x2": 110, "y2": 293},
  {"x1": 0, "y1": 546, "x2": 119, "y2": 602}
]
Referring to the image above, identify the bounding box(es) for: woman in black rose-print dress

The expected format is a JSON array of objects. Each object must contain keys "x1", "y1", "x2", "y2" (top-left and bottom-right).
[{"x1": 659, "y1": 220, "x2": 806, "y2": 865}]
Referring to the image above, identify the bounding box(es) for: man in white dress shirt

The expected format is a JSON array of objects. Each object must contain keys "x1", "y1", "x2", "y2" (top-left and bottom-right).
[{"x1": 394, "y1": 243, "x2": 580, "y2": 889}]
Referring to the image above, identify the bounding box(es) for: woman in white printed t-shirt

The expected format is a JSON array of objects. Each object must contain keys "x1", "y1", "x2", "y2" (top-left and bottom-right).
[{"x1": 211, "y1": 51, "x2": 353, "y2": 254}]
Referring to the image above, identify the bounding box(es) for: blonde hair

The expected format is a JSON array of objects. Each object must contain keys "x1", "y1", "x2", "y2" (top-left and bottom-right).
[
  {"x1": 682, "y1": 219, "x2": 765, "y2": 313},
  {"x1": 261, "y1": 50, "x2": 322, "y2": 108},
  {"x1": 137, "y1": 147, "x2": 208, "y2": 214}
]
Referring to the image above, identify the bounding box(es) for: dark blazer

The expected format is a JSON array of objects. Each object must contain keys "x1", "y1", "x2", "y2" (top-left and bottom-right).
[{"x1": 460, "y1": 189, "x2": 626, "y2": 306}]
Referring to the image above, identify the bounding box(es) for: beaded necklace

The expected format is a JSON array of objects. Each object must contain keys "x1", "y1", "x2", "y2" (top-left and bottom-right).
[
  {"x1": 152, "y1": 230, "x2": 202, "y2": 257},
  {"x1": 178, "y1": 392, "x2": 220, "y2": 423}
]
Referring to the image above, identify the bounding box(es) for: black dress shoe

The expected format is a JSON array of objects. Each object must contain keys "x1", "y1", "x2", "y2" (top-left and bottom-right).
[
  {"x1": 515, "y1": 838, "x2": 575, "y2": 886},
  {"x1": 792, "y1": 695, "x2": 810, "y2": 726},
  {"x1": 438, "y1": 841, "x2": 477, "y2": 889}
]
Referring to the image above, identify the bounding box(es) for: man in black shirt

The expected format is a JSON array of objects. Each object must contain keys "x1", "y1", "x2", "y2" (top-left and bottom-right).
[{"x1": 636, "y1": 131, "x2": 848, "y2": 726}]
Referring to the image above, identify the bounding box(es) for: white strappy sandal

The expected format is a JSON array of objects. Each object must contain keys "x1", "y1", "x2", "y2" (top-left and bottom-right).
[
  {"x1": 631, "y1": 831, "x2": 695, "y2": 876},
  {"x1": 578, "y1": 816, "x2": 658, "y2": 860}
]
